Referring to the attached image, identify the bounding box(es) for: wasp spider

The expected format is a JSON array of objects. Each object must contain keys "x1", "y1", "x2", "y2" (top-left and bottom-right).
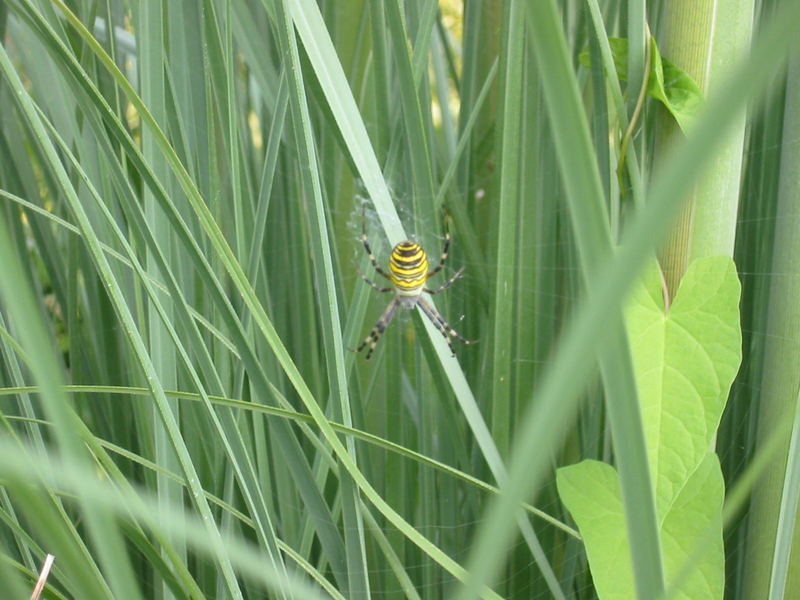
[{"x1": 356, "y1": 213, "x2": 476, "y2": 360}]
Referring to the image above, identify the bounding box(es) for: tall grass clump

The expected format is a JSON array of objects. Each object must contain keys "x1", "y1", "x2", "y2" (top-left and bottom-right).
[{"x1": 1, "y1": 1, "x2": 799, "y2": 599}]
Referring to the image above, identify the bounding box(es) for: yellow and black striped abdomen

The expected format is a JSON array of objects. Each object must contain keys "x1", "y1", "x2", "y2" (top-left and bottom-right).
[{"x1": 389, "y1": 241, "x2": 429, "y2": 295}]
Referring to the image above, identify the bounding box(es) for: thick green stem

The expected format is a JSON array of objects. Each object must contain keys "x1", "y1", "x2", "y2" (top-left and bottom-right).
[{"x1": 656, "y1": 0, "x2": 752, "y2": 292}]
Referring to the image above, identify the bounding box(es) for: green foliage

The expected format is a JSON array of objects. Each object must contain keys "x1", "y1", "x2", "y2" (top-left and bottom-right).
[
  {"x1": 0, "y1": 1, "x2": 798, "y2": 599},
  {"x1": 558, "y1": 257, "x2": 742, "y2": 600},
  {"x1": 579, "y1": 36, "x2": 704, "y2": 131}
]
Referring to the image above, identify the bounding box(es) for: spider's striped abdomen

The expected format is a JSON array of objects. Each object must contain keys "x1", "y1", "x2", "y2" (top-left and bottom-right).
[{"x1": 389, "y1": 241, "x2": 429, "y2": 297}]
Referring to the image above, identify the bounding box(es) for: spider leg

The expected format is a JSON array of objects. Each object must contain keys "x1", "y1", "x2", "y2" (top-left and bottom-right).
[
  {"x1": 417, "y1": 297, "x2": 476, "y2": 356},
  {"x1": 424, "y1": 266, "x2": 464, "y2": 295},
  {"x1": 356, "y1": 298, "x2": 401, "y2": 359},
  {"x1": 361, "y1": 206, "x2": 392, "y2": 281},
  {"x1": 356, "y1": 264, "x2": 392, "y2": 292},
  {"x1": 426, "y1": 230, "x2": 451, "y2": 279}
]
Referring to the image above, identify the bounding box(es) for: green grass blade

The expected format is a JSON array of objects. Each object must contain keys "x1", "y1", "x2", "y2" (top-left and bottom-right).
[{"x1": 490, "y1": 0, "x2": 524, "y2": 461}]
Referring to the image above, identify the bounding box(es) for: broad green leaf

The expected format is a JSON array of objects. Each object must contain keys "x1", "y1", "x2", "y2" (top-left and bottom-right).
[
  {"x1": 628, "y1": 256, "x2": 741, "y2": 514},
  {"x1": 557, "y1": 460, "x2": 632, "y2": 600},
  {"x1": 579, "y1": 37, "x2": 704, "y2": 131},
  {"x1": 558, "y1": 453, "x2": 725, "y2": 600},
  {"x1": 557, "y1": 256, "x2": 742, "y2": 600},
  {"x1": 660, "y1": 452, "x2": 725, "y2": 600}
]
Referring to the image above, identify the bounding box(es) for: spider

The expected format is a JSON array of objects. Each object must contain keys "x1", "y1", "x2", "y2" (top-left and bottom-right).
[{"x1": 355, "y1": 211, "x2": 476, "y2": 359}]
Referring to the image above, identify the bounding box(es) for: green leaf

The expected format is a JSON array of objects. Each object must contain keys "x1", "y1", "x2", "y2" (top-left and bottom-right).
[
  {"x1": 557, "y1": 460, "x2": 632, "y2": 600},
  {"x1": 579, "y1": 36, "x2": 704, "y2": 131},
  {"x1": 557, "y1": 256, "x2": 742, "y2": 600},
  {"x1": 558, "y1": 453, "x2": 725, "y2": 600},
  {"x1": 628, "y1": 256, "x2": 741, "y2": 514},
  {"x1": 660, "y1": 452, "x2": 725, "y2": 600}
]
